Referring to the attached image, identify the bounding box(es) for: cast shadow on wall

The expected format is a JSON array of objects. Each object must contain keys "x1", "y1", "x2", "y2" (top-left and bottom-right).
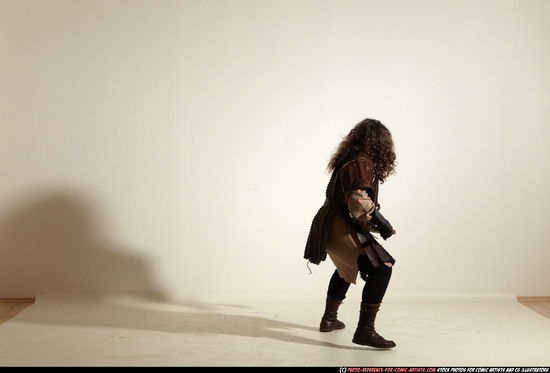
[{"x1": 0, "y1": 191, "x2": 165, "y2": 298}]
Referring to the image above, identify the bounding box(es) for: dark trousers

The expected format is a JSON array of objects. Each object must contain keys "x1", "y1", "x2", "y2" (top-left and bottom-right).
[{"x1": 327, "y1": 254, "x2": 392, "y2": 304}]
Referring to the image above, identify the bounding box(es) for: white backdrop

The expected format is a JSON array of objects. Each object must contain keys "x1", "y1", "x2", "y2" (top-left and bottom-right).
[{"x1": 1, "y1": 0, "x2": 549, "y2": 300}]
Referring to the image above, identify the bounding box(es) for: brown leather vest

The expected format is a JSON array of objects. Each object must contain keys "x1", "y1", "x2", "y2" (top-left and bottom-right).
[{"x1": 304, "y1": 156, "x2": 379, "y2": 264}]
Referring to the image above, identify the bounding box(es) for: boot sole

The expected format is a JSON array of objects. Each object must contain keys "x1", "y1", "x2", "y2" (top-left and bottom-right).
[
  {"x1": 352, "y1": 338, "x2": 396, "y2": 349},
  {"x1": 319, "y1": 325, "x2": 345, "y2": 332}
]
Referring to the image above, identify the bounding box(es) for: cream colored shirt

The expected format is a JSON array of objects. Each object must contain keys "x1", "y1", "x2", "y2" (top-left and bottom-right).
[
  {"x1": 346, "y1": 189, "x2": 375, "y2": 224},
  {"x1": 346, "y1": 189, "x2": 393, "y2": 268}
]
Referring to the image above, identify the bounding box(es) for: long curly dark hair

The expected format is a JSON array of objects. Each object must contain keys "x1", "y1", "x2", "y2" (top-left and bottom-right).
[{"x1": 327, "y1": 118, "x2": 397, "y2": 183}]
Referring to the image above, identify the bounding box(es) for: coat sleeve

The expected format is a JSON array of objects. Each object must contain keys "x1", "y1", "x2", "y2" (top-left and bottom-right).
[{"x1": 346, "y1": 189, "x2": 376, "y2": 224}]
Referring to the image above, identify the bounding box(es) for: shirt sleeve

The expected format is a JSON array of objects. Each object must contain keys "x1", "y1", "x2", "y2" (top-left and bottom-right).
[{"x1": 346, "y1": 189, "x2": 376, "y2": 223}]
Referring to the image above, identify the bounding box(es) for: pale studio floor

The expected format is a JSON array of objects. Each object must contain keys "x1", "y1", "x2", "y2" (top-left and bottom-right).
[{"x1": 1, "y1": 290, "x2": 550, "y2": 367}]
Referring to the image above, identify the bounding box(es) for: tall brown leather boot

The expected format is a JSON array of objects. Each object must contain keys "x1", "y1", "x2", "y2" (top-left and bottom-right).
[
  {"x1": 319, "y1": 296, "x2": 346, "y2": 332},
  {"x1": 352, "y1": 302, "x2": 396, "y2": 348}
]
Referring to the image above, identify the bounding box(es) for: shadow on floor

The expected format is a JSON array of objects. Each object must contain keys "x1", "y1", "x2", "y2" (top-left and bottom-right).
[{"x1": 13, "y1": 292, "x2": 383, "y2": 351}]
